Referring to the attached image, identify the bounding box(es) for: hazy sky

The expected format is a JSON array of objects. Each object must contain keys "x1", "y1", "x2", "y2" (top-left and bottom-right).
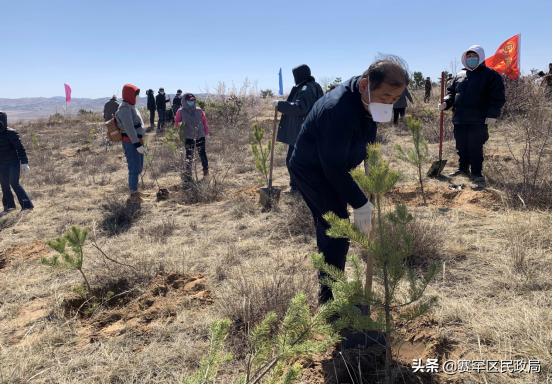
[{"x1": 1, "y1": 0, "x2": 551, "y2": 98}]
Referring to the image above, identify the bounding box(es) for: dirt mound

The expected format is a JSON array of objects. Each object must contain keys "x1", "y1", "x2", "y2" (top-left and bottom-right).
[
  {"x1": 0, "y1": 240, "x2": 49, "y2": 269},
  {"x1": 388, "y1": 182, "x2": 503, "y2": 211},
  {"x1": 74, "y1": 272, "x2": 212, "y2": 343}
]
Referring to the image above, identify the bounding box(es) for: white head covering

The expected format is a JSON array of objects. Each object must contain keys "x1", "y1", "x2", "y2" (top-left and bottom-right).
[{"x1": 461, "y1": 45, "x2": 486, "y2": 70}]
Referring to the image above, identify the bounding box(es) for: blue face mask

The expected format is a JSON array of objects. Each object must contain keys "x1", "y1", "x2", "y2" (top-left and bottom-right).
[
  {"x1": 466, "y1": 57, "x2": 480, "y2": 69},
  {"x1": 186, "y1": 100, "x2": 195, "y2": 108}
]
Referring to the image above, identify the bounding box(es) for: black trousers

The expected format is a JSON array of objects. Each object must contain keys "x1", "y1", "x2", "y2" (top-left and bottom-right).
[
  {"x1": 290, "y1": 166, "x2": 349, "y2": 303},
  {"x1": 453, "y1": 123, "x2": 489, "y2": 176},
  {"x1": 393, "y1": 108, "x2": 406, "y2": 125},
  {"x1": 0, "y1": 161, "x2": 33, "y2": 210},
  {"x1": 157, "y1": 109, "x2": 166, "y2": 131},
  {"x1": 148, "y1": 109, "x2": 155, "y2": 127},
  {"x1": 424, "y1": 90, "x2": 431, "y2": 103},
  {"x1": 286, "y1": 145, "x2": 298, "y2": 191},
  {"x1": 184, "y1": 137, "x2": 209, "y2": 175}
]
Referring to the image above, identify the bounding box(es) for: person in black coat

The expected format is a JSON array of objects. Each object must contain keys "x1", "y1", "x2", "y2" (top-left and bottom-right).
[
  {"x1": 103, "y1": 95, "x2": 120, "y2": 121},
  {"x1": 0, "y1": 112, "x2": 33, "y2": 215},
  {"x1": 172, "y1": 89, "x2": 183, "y2": 115},
  {"x1": 424, "y1": 77, "x2": 432, "y2": 103},
  {"x1": 146, "y1": 89, "x2": 156, "y2": 129},
  {"x1": 289, "y1": 59, "x2": 409, "y2": 303},
  {"x1": 156, "y1": 88, "x2": 168, "y2": 133},
  {"x1": 273, "y1": 64, "x2": 324, "y2": 192},
  {"x1": 440, "y1": 45, "x2": 506, "y2": 185}
]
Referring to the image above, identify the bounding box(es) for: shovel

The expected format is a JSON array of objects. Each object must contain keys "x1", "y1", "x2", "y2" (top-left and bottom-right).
[{"x1": 427, "y1": 71, "x2": 448, "y2": 177}]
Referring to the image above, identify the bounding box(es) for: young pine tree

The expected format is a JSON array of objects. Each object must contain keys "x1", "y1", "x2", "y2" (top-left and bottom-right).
[
  {"x1": 42, "y1": 226, "x2": 91, "y2": 293},
  {"x1": 186, "y1": 293, "x2": 338, "y2": 384},
  {"x1": 250, "y1": 123, "x2": 271, "y2": 187},
  {"x1": 184, "y1": 319, "x2": 233, "y2": 384},
  {"x1": 315, "y1": 144, "x2": 437, "y2": 383},
  {"x1": 244, "y1": 293, "x2": 338, "y2": 384},
  {"x1": 396, "y1": 116, "x2": 429, "y2": 205}
]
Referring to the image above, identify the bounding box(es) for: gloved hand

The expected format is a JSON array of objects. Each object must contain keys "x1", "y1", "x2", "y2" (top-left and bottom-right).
[
  {"x1": 485, "y1": 117, "x2": 497, "y2": 125},
  {"x1": 438, "y1": 102, "x2": 447, "y2": 111},
  {"x1": 353, "y1": 200, "x2": 373, "y2": 234},
  {"x1": 135, "y1": 144, "x2": 146, "y2": 155},
  {"x1": 20, "y1": 164, "x2": 30, "y2": 174},
  {"x1": 272, "y1": 100, "x2": 280, "y2": 108}
]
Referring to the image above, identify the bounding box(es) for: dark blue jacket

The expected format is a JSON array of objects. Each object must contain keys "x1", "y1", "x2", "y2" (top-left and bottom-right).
[
  {"x1": 290, "y1": 76, "x2": 376, "y2": 209},
  {"x1": 276, "y1": 78, "x2": 324, "y2": 145},
  {"x1": 444, "y1": 64, "x2": 506, "y2": 124}
]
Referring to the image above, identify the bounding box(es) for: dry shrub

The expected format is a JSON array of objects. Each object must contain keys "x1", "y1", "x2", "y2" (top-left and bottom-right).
[
  {"x1": 230, "y1": 195, "x2": 257, "y2": 219},
  {"x1": 149, "y1": 144, "x2": 180, "y2": 178},
  {"x1": 218, "y1": 260, "x2": 317, "y2": 330},
  {"x1": 147, "y1": 216, "x2": 177, "y2": 243},
  {"x1": 214, "y1": 245, "x2": 243, "y2": 282},
  {"x1": 180, "y1": 169, "x2": 229, "y2": 204},
  {"x1": 408, "y1": 104, "x2": 454, "y2": 143},
  {"x1": 500, "y1": 211, "x2": 552, "y2": 289},
  {"x1": 274, "y1": 194, "x2": 314, "y2": 239},
  {"x1": 485, "y1": 83, "x2": 551, "y2": 209},
  {"x1": 406, "y1": 217, "x2": 444, "y2": 267},
  {"x1": 99, "y1": 198, "x2": 142, "y2": 236}
]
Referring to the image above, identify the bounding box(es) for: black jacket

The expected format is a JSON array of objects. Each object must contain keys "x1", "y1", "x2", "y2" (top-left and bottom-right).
[
  {"x1": 0, "y1": 128, "x2": 29, "y2": 164},
  {"x1": 444, "y1": 64, "x2": 506, "y2": 124},
  {"x1": 172, "y1": 95, "x2": 183, "y2": 112},
  {"x1": 147, "y1": 92, "x2": 156, "y2": 110},
  {"x1": 103, "y1": 99, "x2": 120, "y2": 121},
  {"x1": 290, "y1": 76, "x2": 376, "y2": 209},
  {"x1": 156, "y1": 93, "x2": 167, "y2": 110},
  {"x1": 276, "y1": 77, "x2": 324, "y2": 145}
]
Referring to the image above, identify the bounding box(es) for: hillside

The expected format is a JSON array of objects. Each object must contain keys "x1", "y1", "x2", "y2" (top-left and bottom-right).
[{"x1": 0, "y1": 87, "x2": 551, "y2": 384}]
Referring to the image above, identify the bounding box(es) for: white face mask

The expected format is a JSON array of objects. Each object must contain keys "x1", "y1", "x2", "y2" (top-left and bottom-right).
[{"x1": 362, "y1": 80, "x2": 394, "y2": 123}]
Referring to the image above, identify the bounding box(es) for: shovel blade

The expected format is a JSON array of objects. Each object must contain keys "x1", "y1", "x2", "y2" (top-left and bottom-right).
[{"x1": 427, "y1": 159, "x2": 447, "y2": 178}]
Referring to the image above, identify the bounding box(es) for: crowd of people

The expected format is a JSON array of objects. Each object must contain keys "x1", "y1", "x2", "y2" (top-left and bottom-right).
[{"x1": 9, "y1": 43, "x2": 550, "y2": 303}]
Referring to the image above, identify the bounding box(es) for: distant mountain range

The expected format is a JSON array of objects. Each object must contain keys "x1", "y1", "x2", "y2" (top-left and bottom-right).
[{"x1": 0, "y1": 95, "x2": 207, "y2": 121}]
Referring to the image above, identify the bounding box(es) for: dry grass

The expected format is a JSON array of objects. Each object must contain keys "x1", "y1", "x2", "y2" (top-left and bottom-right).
[{"x1": 0, "y1": 93, "x2": 550, "y2": 384}]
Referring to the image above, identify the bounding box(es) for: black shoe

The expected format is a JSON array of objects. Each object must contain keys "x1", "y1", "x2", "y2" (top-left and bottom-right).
[
  {"x1": 470, "y1": 175, "x2": 486, "y2": 186},
  {"x1": 448, "y1": 169, "x2": 469, "y2": 177},
  {"x1": 0, "y1": 208, "x2": 16, "y2": 217}
]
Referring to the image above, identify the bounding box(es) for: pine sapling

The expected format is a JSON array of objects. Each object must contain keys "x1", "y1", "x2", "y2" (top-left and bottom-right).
[
  {"x1": 187, "y1": 293, "x2": 338, "y2": 384},
  {"x1": 184, "y1": 319, "x2": 233, "y2": 384},
  {"x1": 316, "y1": 144, "x2": 437, "y2": 383},
  {"x1": 396, "y1": 116, "x2": 429, "y2": 205},
  {"x1": 42, "y1": 226, "x2": 91, "y2": 293},
  {"x1": 250, "y1": 123, "x2": 271, "y2": 187},
  {"x1": 244, "y1": 293, "x2": 338, "y2": 383}
]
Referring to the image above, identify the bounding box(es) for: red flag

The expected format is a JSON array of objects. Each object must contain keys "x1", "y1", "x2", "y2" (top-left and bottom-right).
[
  {"x1": 485, "y1": 34, "x2": 521, "y2": 80},
  {"x1": 64, "y1": 83, "x2": 72, "y2": 104}
]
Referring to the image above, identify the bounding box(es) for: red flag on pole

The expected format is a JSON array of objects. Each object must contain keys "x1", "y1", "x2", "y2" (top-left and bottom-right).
[
  {"x1": 485, "y1": 34, "x2": 521, "y2": 80},
  {"x1": 64, "y1": 83, "x2": 72, "y2": 104}
]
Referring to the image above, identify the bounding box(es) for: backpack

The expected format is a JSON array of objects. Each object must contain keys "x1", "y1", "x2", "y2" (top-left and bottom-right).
[{"x1": 105, "y1": 117, "x2": 122, "y2": 142}]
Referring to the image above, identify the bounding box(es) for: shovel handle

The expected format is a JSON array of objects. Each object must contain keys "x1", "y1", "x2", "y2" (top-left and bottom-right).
[
  {"x1": 439, "y1": 71, "x2": 446, "y2": 161},
  {"x1": 268, "y1": 107, "x2": 278, "y2": 190}
]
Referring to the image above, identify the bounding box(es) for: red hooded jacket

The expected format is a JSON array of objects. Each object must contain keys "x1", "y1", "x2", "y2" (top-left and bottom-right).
[{"x1": 122, "y1": 83, "x2": 140, "y2": 105}]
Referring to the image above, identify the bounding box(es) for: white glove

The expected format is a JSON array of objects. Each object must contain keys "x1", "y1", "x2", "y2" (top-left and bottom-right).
[
  {"x1": 353, "y1": 200, "x2": 373, "y2": 234},
  {"x1": 136, "y1": 145, "x2": 146, "y2": 155},
  {"x1": 272, "y1": 100, "x2": 279, "y2": 108},
  {"x1": 438, "y1": 102, "x2": 447, "y2": 111},
  {"x1": 21, "y1": 164, "x2": 30, "y2": 174},
  {"x1": 485, "y1": 117, "x2": 497, "y2": 125}
]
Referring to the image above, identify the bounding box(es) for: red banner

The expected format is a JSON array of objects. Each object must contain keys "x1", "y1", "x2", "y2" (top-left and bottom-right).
[
  {"x1": 64, "y1": 83, "x2": 72, "y2": 104},
  {"x1": 485, "y1": 34, "x2": 521, "y2": 80}
]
